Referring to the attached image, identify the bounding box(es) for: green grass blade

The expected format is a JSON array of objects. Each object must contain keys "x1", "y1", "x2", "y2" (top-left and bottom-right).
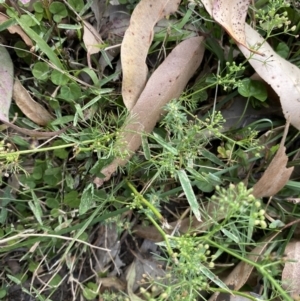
[
  {"x1": 177, "y1": 169, "x2": 201, "y2": 221},
  {"x1": 11, "y1": 11, "x2": 63, "y2": 69}
]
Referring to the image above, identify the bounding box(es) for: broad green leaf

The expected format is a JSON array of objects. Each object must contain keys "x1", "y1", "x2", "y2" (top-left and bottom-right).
[
  {"x1": 64, "y1": 191, "x2": 80, "y2": 208},
  {"x1": 59, "y1": 83, "x2": 82, "y2": 101},
  {"x1": 29, "y1": 191, "x2": 43, "y2": 226},
  {"x1": 53, "y1": 140, "x2": 69, "y2": 159},
  {"x1": 68, "y1": 0, "x2": 84, "y2": 12},
  {"x1": 152, "y1": 132, "x2": 178, "y2": 155},
  {"x1": 82, "y1": 282, "x2": 98, "y2": 300},
  {"x1": 51, "y1": 69, "x2": 69, "y2": 85}
]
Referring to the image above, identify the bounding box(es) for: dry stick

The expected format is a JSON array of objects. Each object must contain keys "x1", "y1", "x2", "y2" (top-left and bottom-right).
[{"x1": 0, "y1": 118, "x2": 69, "y2": 139}]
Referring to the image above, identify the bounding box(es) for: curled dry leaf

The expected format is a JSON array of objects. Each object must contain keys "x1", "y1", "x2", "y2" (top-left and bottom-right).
[
  {"x1": 82, "y1": 20, "x2": 104, "y2": 68},
  {"x1": 0, "y1": 118, "x2": 68, "y2": 139},
  {"x1": 282, "y1": 241, "x2": 300, "y2": 298},
  {"x1": 93, "y1": 223, "x2": 123, "y2": 274},
  {"x1": 0, "y1": 13, "x2": 33, "y2": 47},
  {"x1": 252, "y1": 122, "x2": 293, "y2": 198},
  {"x1": 99, "y1": 277, "x2": 126, "y2": 291},
  {"x1": 13, "y1": 78, "x2": 53, "y2": 126},
  {"x1": 126, "y1": 262, "x2": 144, "y2": 301},
  {"x1": 121, "y1": 0, "x2": 180, "y2": 110},
  {"x1": 94, "y1": 36, "x2": 205, "y2": 187}
]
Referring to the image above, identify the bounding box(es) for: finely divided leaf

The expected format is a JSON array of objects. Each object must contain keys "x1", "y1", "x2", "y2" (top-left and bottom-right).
[
  {"x1": 121, "y1": 0, "x2": 180, "y2": 110},
  {"x1": 94, "y1": 36, "x2": 205, "y2": 187}
]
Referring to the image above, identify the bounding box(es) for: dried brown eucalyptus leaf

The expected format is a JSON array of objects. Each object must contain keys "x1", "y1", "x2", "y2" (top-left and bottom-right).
[
  {"x1": 282, "y1": 241, "x2": 300, "y2": 298},
  {"x1": 252, "y1": 145, "x2": 293, "y2": 197},
  {"x1": 239, "y1": 24, "x2": 300, "y2": 130},
  {"x1": 94, "y1": 36, "x2": 205, "y2": 187},
  {"x1": 121, "y1": 0, "x2": 180, "y2": 110},
  {"x1": 212, "y1": 0, "x2": 251, "y2": 48},
  {"x1": 13, "y1": 78, "x2": 53, "y2": 126},
  {"x1": 201, "y1": 0, "x2": 300, "y2": 130},
  {"x1": 252, "y1": 123, "x2": 293, "y2": 198}
]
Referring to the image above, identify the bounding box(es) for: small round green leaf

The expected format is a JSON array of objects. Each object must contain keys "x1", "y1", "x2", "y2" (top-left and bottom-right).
[
  {"x1": 59, "y1": 83, "x2": 82, "y2": 101},
  {"x1": 49, "y1": 2, "x2": 68, "y2": 23},
  {"x1": 51, "y1": 69, "x2": 69, "y2": 85},
  {"x1": 67, "y1": 0, "x2": 84, "y2": 12},
  {"x1": 52, "y1": 140, "x2": 69, "y2": 159},
  {"x1": 82, "y1": 282, "x2": 98, "y2": 300},
  {"x1": 33, "y1": 1, "x2": 44, "y2": 13},
  {"x1": 64, "y1": 191, "x2": 80, "y2": 208},
  {"x1": 46, "y1": 198, "x2": 60, "y2": 209},
  {"x1": 238, "y1": 78, "x2": 267, "y2": 102},
  {"x1": 14, "y1": 41, "x2": 28, "y2": 58},
  {"x1": 276, "y1": 42, "x2": 289, "y2": 59},
  {"x1": 32, "y1": 62, "x2": 50, "y2": 81}
]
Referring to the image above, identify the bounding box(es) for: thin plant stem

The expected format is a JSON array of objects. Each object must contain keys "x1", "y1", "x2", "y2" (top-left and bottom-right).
[
  {"x1": 126, "y1": 180, "x2": 164, "y2": 222},
  {"x1": 126, "y1": 180, "x2": 174, "y2": 257}
]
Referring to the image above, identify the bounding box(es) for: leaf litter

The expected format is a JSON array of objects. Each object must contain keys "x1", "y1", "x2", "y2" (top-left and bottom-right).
[{"x1": 2, "y1": 0, "x2": 300, "y2": 300}]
